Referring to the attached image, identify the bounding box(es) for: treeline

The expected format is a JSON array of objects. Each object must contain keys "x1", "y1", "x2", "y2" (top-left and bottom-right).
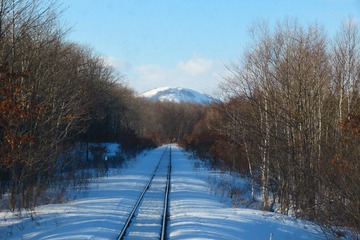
[
  {"x1": 138, "y1": 100, "x2": 206, "y2": 144},
  {"x1": 181, "y1": 19, "x2": 360, "y2": 237},
  {"x1": 0, "y1": 0, "x2": 154, "y2": 212}
]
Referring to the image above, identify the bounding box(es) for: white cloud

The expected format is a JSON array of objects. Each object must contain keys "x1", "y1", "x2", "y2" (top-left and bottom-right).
[
  {"x1": 129, "y1": 55, "x2": 225, "y2": 94},
  {"x1": 176, "y1": 57, "x2": 214, "y2": 75},
  {"x1": 136, "y1": 64, "x2": 166, "y2": 81},
  {"x1": 101, "y1": 56, "x2": 132, "y2": 72},
  {"x1": 101, "y1": 55, "x2": 226, "y2": 94}
]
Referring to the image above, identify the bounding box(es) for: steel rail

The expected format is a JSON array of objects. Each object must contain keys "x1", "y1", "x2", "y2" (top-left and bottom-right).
[
  {"x1": 160, "y1": 146, "x2": 171, "y2": 240},
  {"x1": 117, "y1": 146, "x2": 169, "y2": 240}
]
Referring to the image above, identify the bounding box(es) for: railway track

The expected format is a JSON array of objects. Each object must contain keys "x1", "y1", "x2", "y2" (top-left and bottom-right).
[{"x1": 117, "y1": 146, "x2": 172, "y2": 240}]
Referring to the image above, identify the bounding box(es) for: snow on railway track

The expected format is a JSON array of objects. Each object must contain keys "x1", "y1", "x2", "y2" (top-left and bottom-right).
[
  {"x1": 118, "y1": 146, "x2": 171, "y2": 240},
  {"x1": 0, "y1": 144, "x2": 325, "y2": 240}
]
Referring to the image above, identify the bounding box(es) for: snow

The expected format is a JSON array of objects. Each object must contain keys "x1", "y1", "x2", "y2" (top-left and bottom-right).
[
  {"x1": 140, "y1": 87, "x2": 213, "y2": 104},
  {"x1": 169, "y1": 147, "x2": 322, "y2": 239},
  {"x1": 0, "y1": 144, "x2": 325, "y2": 240},
  {"x1": 122, "y1": 147, "x2": 170, "y2": 239},
  {"x1": 140, "y1": 87, "x2": 173, "y2": 98}
]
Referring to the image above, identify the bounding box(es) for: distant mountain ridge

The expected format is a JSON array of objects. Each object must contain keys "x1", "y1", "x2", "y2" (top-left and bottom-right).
[{"x1": 140, "y1": 87, "x2": 213, "y2": 105}]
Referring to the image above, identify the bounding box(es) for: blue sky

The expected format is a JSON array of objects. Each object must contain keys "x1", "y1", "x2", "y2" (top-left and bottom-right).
[{"x1": 60, "y1": 0, "x2": 360, "y2": 93}]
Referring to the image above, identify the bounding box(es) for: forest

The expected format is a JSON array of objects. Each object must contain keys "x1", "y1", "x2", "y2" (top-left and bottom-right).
[
  {"x1": 0, "y1": 0, "x2": 359, "y2": 238},
  {"x1": 181, "y1": 19, "x2": 360, "y2": 237}
]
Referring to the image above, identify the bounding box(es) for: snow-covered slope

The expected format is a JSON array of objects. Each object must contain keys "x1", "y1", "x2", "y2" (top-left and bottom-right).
[{"x1": 140, "y1": 87, "x2": 213, "y2": 105}]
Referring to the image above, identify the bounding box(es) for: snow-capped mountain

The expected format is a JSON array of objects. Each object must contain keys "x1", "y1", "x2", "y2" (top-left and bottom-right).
[{"x1": 140, "y1": 87, "x2": 213, "y2": 105}]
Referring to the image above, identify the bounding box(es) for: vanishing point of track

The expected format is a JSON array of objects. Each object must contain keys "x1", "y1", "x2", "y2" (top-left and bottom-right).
[{"x1": 117, "y1": 146, "x2": 172, "y2": 240}]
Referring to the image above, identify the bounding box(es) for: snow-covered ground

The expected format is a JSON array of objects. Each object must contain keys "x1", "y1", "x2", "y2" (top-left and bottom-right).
[
  {"x1": 169, "y1": 146, "x2": 323, "y2": 240},
  {"x1": 0, "y1": 145, "x2": 325, "y2": 239}
]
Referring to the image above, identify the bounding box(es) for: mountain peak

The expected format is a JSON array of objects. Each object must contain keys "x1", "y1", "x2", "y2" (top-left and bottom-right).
[{"x1": 140, "y1": 87, "x2": 213, "y2": 105}]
